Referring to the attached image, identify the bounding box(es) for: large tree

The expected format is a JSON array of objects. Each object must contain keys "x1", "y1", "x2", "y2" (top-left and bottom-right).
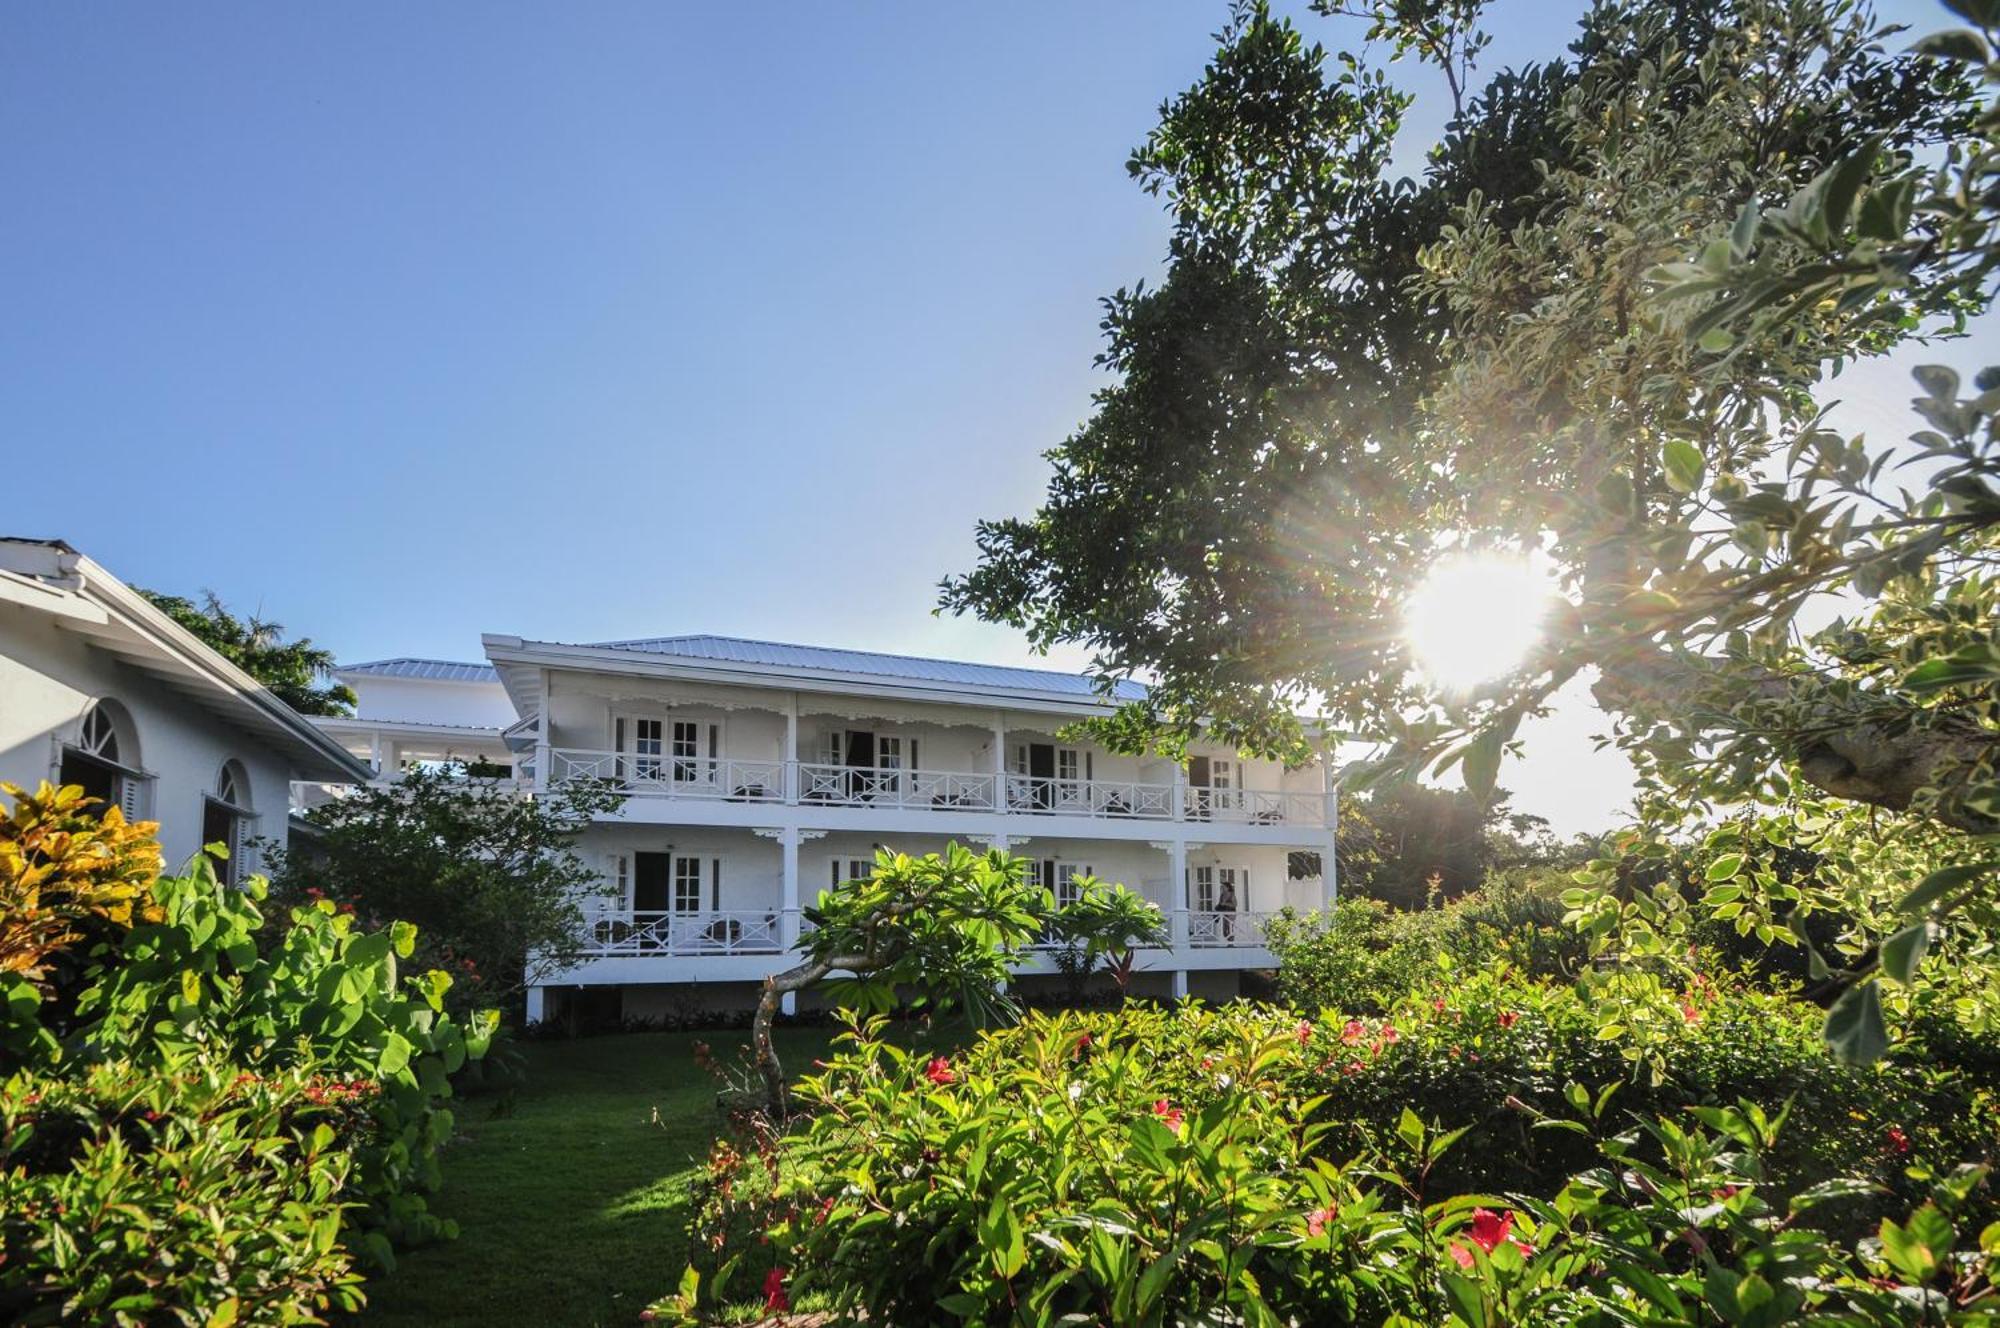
[
  {"x1": 140, "y1": 589, "x2": 356, "y2": 717},
  {"x1": 943, "y1": 0, "x2": 1999, "y2": 1044}
]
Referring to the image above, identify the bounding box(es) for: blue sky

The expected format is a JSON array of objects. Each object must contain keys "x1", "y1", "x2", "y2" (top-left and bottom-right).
[{"x1": 4, "y1": 1, "x2": 1976, "y2": 834}]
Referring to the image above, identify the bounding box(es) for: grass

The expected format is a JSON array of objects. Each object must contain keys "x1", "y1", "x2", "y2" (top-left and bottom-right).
[{"x1": 356, "y1": 1026, "x2": 835, "y2": 1328}]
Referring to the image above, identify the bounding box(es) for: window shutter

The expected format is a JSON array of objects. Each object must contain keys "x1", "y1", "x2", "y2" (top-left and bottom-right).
[
  {"x1": 119, "y1": 775, "x2": 143, "y2": 821},
  {"x1": 707, "y1": 724, "x2": 720, "y2": 759},
  {"x1": 910, "y1": 739, "x2": 919, "y2": 771},
  {"x1": 711, "y1": 857, "x2": 722, "y2": 911}
]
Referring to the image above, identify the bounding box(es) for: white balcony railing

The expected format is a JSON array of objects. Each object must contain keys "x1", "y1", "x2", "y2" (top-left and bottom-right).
[
  {"x1": 580, "y1": 909, "x2": 791, "y2": 957},
  {"x1": 1004, "y1": 775, "x2": 1176, "y2": 819},
  {"x1": 540, "y1": 749, "x2": 1326, "y2": 827},
  {"x1": 1184, "y1": 787, "x2": 1324, "y2": 826},
  {"x1": 548, "y1": 749, "x2": 785, "y2": 803},
  {"x1": 1188, "y1": 910, "x2": 1280, "y2": 948},
  {"x1": 797, "y1": 763, "x2": 998, "y2": 811},
  {"x1": 575, "y1": 907, "x2": 1270, "y2": 962}
]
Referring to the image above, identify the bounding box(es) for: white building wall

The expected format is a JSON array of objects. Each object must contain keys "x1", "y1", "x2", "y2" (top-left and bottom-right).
[
  {"x1": 346, "y1": 674, "x2": 514, "y2": 728},
  {"x1": 0, "y1": 602, "x2": 296, "y2": 872}
]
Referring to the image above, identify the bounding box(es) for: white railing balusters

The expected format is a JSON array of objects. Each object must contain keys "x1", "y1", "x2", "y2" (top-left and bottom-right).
[{"x1": 544, "y1": 749, "x2": 1325, "y2": 826}]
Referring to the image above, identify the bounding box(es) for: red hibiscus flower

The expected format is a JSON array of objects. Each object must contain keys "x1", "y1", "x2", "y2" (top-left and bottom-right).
[
  {"x1": 762, "y1": 1265, "x2": 789, "y2": 1313},
  {"x1": 1305, "y1": 1204, "x2": 1338, "y2": 1238},
  {"x1": 1497, "y1": 1010, "x2": 1520, "y2": 1029},
  {"x1": 1151, "y1": 1098, "x2": 1184, "y2": 1133},
  {"x1": 1295, "y1": 1020, "x2": 1314, "y2": 1044},
  {"x1": 1449, "y1": 1207, "x2": 1535, "y2": 1268},
  {"x1": 923, "y1": 1057, "x2": 955, "y2": 1086},
  {"x1": 1885, "y1": 1125, "x2": 1911, "y2": 1156},
  {"x1": 1340, "y1": 1019, "x2": 1366, "y2": 1045}
]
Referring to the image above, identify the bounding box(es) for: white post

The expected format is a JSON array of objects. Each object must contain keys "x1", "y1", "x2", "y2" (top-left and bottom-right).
[
  {"x1": 1320, "y1": 742, "x2": 1339, "y2": 910},
  {"x1": 991, "y1": 710, "x2": 1007, "y2": 812},
  {"x1": 525, "y1": 986, "x2": 546, "y2": 1024},
  {"x1": 368, "y1": 730, "x2": 384, "y2": 778},
  {"x1": 534, "y1": 669, "x2": 552, "y2": 795},
  {"x1": 1168, "y1": 837, "x2": 1189, "y2": 960},
  {"x1": 1172, "y1": 761, "x2": 1187, "y2": 822},
  {"x1": 779, "y1": 826, "x2": 801, "y2": 1015},
  {"x1": 784, "y1": 693, "x2": 800, "y2": 804}
]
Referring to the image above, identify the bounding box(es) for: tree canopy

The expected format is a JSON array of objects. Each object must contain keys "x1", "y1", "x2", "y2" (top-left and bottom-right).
[
  {"x1": 141, "y1": 589, "x2": 356, "y2": 717},
  {"x1": 942, "y1": 0, "x2": 2000, "y2": 1051}
]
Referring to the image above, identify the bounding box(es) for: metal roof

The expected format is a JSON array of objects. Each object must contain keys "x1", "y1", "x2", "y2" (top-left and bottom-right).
[
  {"x1": 591, "y1": 635, "x2": 1149, "y2": 702},
  {"x1": 338, "y1": 658, "x2": 499, "y2": 683}
]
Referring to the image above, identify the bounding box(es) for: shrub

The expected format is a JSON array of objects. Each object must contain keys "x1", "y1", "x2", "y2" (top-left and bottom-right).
[
  {"x1": 670, "y1": 1005, "x2": 1999, "y2": 1325},
  {"x1": 63, "y1": 851, "x2": 498, "y2": 1267},
  {"x1": 1263, "y1": 876, "x2": 1591, "y2": 1016},
  {"x1": 0, "y1": 1051, "x2": 365, "y2": 1326},
  {"x1": 0, "y1": 779, "x2": 499, "y2": 1315},
  {"x1": 0, "y1": 782, "x2": 163, "y2": 1057}
]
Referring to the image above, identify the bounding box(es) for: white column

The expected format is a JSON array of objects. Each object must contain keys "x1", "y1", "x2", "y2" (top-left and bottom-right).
[
  {"x1": 533, "y1": 669, "x2": 552, "y2": 794},
  {"x1": 991, "y1": 710, "x2": 1007, "y2": 811},
  {"x1": 1172, "y1": 761, "x2": 1187, "y2": 822},
  {"x1": 525, "y1": 986, "x2": 546, "y2": 1024},
  {"x1": 1321, "y1": 743, "x2": 1339, "y2": 910},
  {"x1": 779, "y1": 826, "x2": 801, "y2": 1015},
  {"x1": 368, "y1": 730, "x2": 384, "y2": 778},
  {"x1": 784, "y1": 693, "x2": 800, "y2": 804},
  {"x1": 1167, "y1": 838, "x2": 1189, "y2": 977}
]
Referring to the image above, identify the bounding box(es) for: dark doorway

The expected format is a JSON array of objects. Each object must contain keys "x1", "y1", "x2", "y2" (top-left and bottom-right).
[
  {"x1": 633, "y1": 852, "x2": 672, "y2": 912},
  {"x1": 1027, "y1": 742, "x2": 1054, "y2": 809},
  {"x1": 1188, "y1": 756, "x2": 1211, "y2": 819}
]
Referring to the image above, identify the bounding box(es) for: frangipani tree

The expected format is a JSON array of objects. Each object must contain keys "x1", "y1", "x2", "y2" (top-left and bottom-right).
[{"x1": 751, "y1": 844, "x2": 1162, "y2": 1113}]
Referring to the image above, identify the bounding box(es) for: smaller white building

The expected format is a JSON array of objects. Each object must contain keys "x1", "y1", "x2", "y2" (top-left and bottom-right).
[{"x1": 0, "y1": 538, "x2": 374, "y2": 875}]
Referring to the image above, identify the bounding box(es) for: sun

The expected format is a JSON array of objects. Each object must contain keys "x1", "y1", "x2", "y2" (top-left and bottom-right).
[{"x1": 1404, "y1": 555, "x2": 1553, "y2": 693}]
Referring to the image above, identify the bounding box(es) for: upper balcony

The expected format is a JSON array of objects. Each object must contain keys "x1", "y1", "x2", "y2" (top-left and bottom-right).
[{"x1": 539, "y1": 749, "x2": 1328, "y2": 828}]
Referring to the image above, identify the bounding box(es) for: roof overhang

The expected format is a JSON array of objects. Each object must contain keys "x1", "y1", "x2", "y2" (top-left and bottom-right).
[
  {"x1": 2, "y1": 542, "x2": 375, "y2": 784},
  {"x1": 480, "y1": 634, "x2": 1139, "y2": 722}
]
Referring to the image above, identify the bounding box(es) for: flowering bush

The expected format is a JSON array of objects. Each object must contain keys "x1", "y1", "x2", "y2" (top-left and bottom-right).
[
  {"x1": 666, "y1": 993, "x2": 2000, "y2": 1324},
  {"x1": 0, "y1": 781, "x2": 499, "y2": 1321},
  {"x1": 0, "y1": 1052, "x2": 365, "y2": 1326},
  {"x1": 71, "y1": 852, "x2": 500, "y2": 1266}
]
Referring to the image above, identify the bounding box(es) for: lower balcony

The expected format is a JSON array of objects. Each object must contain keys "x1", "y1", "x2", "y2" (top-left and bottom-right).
[{"x1": 564, "y1": 907, "x2": 1278, "y2": 965}]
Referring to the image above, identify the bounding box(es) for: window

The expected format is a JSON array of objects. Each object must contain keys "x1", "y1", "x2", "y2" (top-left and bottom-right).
[
  {"x1": 673, "y1": 855, "x2": 704, "y2": 914},
  {"x1": 671, "y1": 721, "x2": 699, "y2": 782},
  {"x1": 830, "y1": 857, "x2": 874, "y2": 887},
  {"x1": 200, "y1": 761, "x2": 254, "y2": 888},
  {"x1": 58, "y1": 700, "x2": 145, "y2": 820},
  {"x1": 632, "y1": 719, "x2": 664, "y2": 780},
  {"x1": 1190, "y1": 866, "x2": 1244, "y2": 913},
  {"x1": 1036, "y1": 860, "x2": 1091, "y2": 909}
]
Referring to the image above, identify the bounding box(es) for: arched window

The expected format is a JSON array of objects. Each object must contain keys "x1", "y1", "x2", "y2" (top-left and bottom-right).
[
  {"x1": 59, "y1": 700, "x2": 146, "y2": 820},
  {"x1": 201, "y1": 760, "x2": 255, "y2": 887}
]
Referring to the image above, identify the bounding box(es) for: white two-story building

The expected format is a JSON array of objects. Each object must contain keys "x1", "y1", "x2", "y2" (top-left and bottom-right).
[{"x1": 321, "y1": 633, "x2": 1339, "y2": 1022}]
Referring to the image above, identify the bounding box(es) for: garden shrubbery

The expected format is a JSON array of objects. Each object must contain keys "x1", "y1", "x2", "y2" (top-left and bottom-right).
[
  {"x1": 0, "y1": 782, "x2": 496, "y2": 1323},
  {"x1": 672, "y1": 976, "x2": 2000, "y2": 1324},
  {"x1": 1263, "y1": 878, "x2": 1592, "y2": 1016}
]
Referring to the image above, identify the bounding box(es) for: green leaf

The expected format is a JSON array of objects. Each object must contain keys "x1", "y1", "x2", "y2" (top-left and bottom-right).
[
  {"x1": 1705, "y1": 854, "x2": 1743, "y2": 882},
  {"x1": 1897, "y1": 862, "x2": 1996, "y2": 915},
  {"x1": 1903, "y1": 643, "x2": 2000, "y2": 692},
  {"x1": 377, "y1": 1031, "x2": 413, "y2": 1078},
  {"x1": 1881, "y1": 922, "x2": 1930, "y2": 984},
  {"x1": 1823, "y1": 983, "x2": 1888, "y2": 1065},
  {"x1": 1911, "y1": 28, "x2": 1991, "y2": 63},
  {"x1": 1663, "y1": 439, "x2": 1705, "y2": 494}
]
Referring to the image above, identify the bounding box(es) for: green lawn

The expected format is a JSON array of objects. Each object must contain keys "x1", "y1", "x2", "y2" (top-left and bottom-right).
[{"x1": 357, "y1": 1026, "x2": 834, "y2": 1328}]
